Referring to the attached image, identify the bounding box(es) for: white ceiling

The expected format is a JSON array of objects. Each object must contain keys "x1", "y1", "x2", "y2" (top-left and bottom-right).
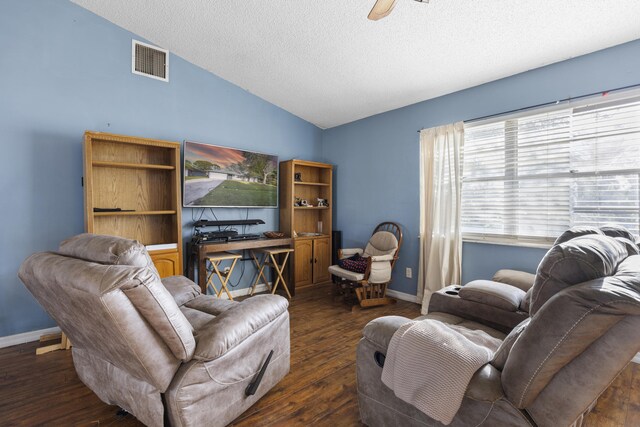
[{"x1": 71, "y1": 0, "x2": 640, "y2": 129}]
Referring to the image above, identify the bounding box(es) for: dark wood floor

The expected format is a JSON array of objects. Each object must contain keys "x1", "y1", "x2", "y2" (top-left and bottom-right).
[{"x1": 0, "y1": 283, "x2": 638, "y2": 426}]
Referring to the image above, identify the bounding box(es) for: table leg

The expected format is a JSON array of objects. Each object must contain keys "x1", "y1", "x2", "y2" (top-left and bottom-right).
[
  {"x1": 250, "y1": 251, "x2": 270, "y2": 295},
  {"x1": 198, "y1": 251, "x2": 207, "y2": 293}
]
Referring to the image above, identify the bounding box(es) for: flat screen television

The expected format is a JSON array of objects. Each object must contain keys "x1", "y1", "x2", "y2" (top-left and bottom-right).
[{"x1": 183, "y1": 141, "x2": 278, "y2": 208}]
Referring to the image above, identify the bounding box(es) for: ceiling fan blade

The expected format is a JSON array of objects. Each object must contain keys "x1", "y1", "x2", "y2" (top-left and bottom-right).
[{"x1": 368, "y1": 0, "x2": 398, "y2": 21}]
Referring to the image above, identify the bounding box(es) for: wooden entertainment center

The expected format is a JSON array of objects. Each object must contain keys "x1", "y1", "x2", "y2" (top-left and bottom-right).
[{"x1": 82, "y1": 131, "x2": 183, "y2": 277}]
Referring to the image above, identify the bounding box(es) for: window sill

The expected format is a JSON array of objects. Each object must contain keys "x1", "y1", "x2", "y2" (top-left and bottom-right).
[{"x1": 462, "y1": 237, "x2": 553, "y2": 250}]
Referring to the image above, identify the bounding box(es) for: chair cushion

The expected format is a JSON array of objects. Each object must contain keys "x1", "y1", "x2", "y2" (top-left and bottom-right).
[
  {"x1": 329, "y1": 264, "x2": 364, "y2": 281},
  {"x1": 364, "y1": 231, "x2": 398, "y2": 257}
]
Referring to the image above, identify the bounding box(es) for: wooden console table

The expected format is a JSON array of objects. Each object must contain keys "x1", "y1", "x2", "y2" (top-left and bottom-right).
[{"x1": 187, "y1": 238, "x2": 294, "y2": 295}]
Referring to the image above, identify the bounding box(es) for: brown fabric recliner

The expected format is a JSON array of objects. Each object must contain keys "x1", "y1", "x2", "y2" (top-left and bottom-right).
[
  {"x1": 357, "y1": 226, "x2": 640, "y2": 426},
  {"x1": 18, "y1": 234, "x2": 290, "y2": 427}
]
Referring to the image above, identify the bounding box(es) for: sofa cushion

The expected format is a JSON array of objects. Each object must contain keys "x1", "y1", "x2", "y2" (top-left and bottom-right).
[
  {"x1": 121, "y1": 268, "x2": 195, "y2": 362},
  {"x1": 414, "y1": 312, "x2": 506, "y2": 340},
  {"x1": 491, "y1": 318, "x2": 530, "y2": 370},
  {"x1": 530, "y1": 234, "x2": 628, "y2": 315},
  {"x1": 162, "y1": 276, "x2": 201, "y2": 306},
  {"x1": 553, "y1": 226, "x2": 602, "y2": 245}
]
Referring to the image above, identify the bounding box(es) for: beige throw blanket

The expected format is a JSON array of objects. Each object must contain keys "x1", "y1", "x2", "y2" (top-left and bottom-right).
[{"x1": 381, "y1": 319, "x2": 502, "y2": 425}]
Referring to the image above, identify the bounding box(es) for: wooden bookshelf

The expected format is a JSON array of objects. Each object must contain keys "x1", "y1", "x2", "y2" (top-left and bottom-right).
[
  {"x1": 83, "y1": 131, "x2": 183, "y2": 277},
  {"x1": 280, "y1": 160, "x2": 333, "y2": 288}
]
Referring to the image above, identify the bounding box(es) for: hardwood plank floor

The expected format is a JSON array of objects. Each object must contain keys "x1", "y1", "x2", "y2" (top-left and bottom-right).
[{"x1": 0, "y1": 283, "x2": 637, "y2": 426}]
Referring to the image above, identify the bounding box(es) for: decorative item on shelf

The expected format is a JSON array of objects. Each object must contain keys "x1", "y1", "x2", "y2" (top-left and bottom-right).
[
  {"x1": 294, "y1": 197, "x2": 302, "y2": 207},
  {"x1": 317, "y1": 198, "x2": 329, "y2": 207},
  {"x1": 292, "y1": 230, "x2": 298, "y2": 238},
  {"x1": 300, "y1": 199, "x2": 309, "y2": 207},
  {"x1": 264, "y1": 231, "x2": 285, "y2": 239},
  {"x1": 294, "y1": 172, "x2": 302, "y2": 182}
]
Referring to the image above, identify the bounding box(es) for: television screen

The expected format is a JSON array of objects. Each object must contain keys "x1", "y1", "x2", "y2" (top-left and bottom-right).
[{"x1": 183, "y1": 141, "x2": 278, "y2": 208}]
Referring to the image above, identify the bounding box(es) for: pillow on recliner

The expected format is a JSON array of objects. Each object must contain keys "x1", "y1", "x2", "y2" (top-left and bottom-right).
[{"x1": 338, "y1": 254, "x2": 369, "y2": 274}]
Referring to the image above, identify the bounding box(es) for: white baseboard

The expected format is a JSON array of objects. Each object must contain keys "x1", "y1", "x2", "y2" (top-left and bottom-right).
[
  {"x1": 0, "y1": 326, "x2": 61, "y2": 349},
  {"x1": 633, "y1": 353, "x2": 640, "y2": 364},
  {"x1": 386, "y1": 289, "x2": 420, "y2": 304}
]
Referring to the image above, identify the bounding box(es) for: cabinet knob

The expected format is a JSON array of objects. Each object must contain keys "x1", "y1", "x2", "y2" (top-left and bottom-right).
[{"x1": 314, "y1": 258, "x2": 318, "y2": 264}]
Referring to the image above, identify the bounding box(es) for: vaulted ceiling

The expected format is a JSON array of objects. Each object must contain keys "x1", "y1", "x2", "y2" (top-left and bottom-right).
[{"x1": 71, "y1": 0, "x2": 640, "y2": 128}]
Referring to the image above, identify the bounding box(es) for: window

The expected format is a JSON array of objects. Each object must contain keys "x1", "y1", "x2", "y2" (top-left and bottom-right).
[{"x1": 461, "y1": 92, "x2": 640, "y2": 245}]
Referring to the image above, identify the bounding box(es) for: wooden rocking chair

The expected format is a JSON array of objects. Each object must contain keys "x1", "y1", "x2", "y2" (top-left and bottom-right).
[{"x1": 329, "y1": 222, "x2": 403, "y2": 308}]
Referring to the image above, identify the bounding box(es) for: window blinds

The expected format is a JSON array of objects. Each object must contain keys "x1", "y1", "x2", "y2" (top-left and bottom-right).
[{"x1": 461, "y1": 92, "x2": 640, "y2": 245}]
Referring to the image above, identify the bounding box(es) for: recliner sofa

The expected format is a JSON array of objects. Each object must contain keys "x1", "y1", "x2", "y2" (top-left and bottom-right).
[
  {"x1": 357, "y1": 226, "x2": 640, "y2": 426},
  {"x1": 19, "y1": 233, "x2": 290, "y2": 427}
]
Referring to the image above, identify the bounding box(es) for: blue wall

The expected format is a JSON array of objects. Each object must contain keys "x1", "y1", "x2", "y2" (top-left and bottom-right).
[
  {"x1": 0, "y1": 0, "x2": 322, "y2": 337},
  {"x1": 321, "y1": 39, "x2": 640, "y2": 295}
]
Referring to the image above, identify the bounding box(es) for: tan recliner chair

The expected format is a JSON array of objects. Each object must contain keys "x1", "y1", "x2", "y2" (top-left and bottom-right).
[
  {"x1": 357, "y1": 226, "x2": 640, "y2": 426},
  {"x1": 18, "y1": 234, "x2": 290, "y2": 427}
]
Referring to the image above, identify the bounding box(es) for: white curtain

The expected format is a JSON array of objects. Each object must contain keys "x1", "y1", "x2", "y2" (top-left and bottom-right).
[{"x1": 418, "y1": 122, "x2": 464, "y2": 314}]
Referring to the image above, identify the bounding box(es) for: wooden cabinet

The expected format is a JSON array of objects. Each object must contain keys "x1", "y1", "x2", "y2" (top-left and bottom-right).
[
  {"x1": 293, "y1": 237, "x2": 331, "y2": 287},
  {"x1": 280, "y1": 160, "x2": 333, "y2": 288},
  {"x1": 294, "y1": 239, "x2": 313, "y2": 287},
  {"x1": 83, "y1": 132, "x2": 183, "y2": 276},
  {"x1": 150, "y1": 249, "x2": 181, "y2": 278},
  {"x1": 312, "y1": 237, "x2": 331, "y2": 284}
]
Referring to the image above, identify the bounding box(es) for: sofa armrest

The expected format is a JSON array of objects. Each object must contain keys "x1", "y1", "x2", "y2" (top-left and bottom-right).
[
  {"x1": 362, "y1": 315, "x2": 413, "y2": 350},
  {"x1": 193, "y1": 295, "x2": 289, "y2": 361},
  {"x1": 161, "y1": 275, "x2": 201, "y2": 306},
  {"x1": 339, "y1": 248, "x2": 363, "y2": 259},
  {"x1": 459, "y1": 280, "x2": 526, "y2": 312},
  {"x1": 492, "y1": 269, "x2": 536, "y2": 292}
]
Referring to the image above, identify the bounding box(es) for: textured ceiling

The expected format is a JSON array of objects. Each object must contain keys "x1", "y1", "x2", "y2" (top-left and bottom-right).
[{"x1": 71, "y1": 0, "x2": 640, "y2": 129}]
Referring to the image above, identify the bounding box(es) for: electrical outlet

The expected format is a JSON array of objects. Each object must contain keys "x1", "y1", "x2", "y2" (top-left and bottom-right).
[{"x1": 405, "y1": 267, "x2": 412, "y2": 279}]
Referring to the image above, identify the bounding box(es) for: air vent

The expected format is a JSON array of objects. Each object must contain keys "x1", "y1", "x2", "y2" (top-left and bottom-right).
[{"x1": 132, "y1": 40, "x2": 168, "y2": 82}]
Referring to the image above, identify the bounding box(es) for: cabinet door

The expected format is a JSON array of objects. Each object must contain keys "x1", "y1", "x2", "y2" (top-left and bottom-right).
[
  {"x1": 313, "y1": 237, "x2": 331, "y2": 284},
  {"x1": 149, "y1": 250, "x2": 180, "y2": 278},
  {"x1": 294, "y1": 239, "x2": 313, "y2": 287}
]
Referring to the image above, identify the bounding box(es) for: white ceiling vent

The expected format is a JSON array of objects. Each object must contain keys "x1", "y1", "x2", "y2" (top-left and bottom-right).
[{"x1": 132, "y1": 40, "x2": 168, "y2": 82}]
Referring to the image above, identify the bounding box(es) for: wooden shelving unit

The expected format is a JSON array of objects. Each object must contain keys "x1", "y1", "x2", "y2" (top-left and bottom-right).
[
  {"x1": 280, "y1": 159, "x2": 333, "y2": 288},
  {"x1": 83, "y1": 131, "x2": 183, "y2": 278}
]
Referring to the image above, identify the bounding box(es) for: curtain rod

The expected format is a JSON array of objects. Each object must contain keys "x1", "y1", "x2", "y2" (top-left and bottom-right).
[{"x1": 417, "y1": 83, "x2": 640, "y2": 133}]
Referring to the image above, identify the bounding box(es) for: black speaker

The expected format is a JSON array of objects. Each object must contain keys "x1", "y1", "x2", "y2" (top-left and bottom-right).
[{"x1": 332, "y1": 230, "x2": 342, "y2": 265}]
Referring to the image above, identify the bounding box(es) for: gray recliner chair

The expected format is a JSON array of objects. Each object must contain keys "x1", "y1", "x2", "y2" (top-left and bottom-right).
[
  {"x1": 357, "y1": 226, "x2": 640, "y2": 426},
  {"x1": 19, "y1": 234, "x2": 290, "y2": 427}
]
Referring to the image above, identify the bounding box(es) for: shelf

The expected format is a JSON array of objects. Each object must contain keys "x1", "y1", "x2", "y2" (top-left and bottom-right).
[
  {"x1": 294, "y1": 181, "x2": 329, "y2": 187},
  {"x1": 294, "y1": 206, "x2": 329, "y2": 210},
  {"x1": 93, "y1": 210, "x2": 177, "y2": 217},
  {"x1": 92, "y1": 161, "x2": 175, "y2": 170}
]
